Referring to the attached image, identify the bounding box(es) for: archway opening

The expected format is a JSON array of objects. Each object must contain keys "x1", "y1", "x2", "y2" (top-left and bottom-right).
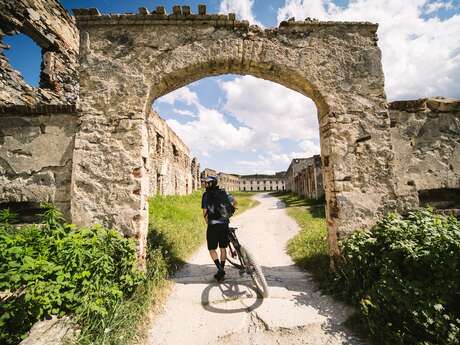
[
  {"x1": 146, "y1": 73, "x2": 329, "y2": 278},
  {"x1": 151, "y1": 74, "x2": 323, "y2": 198}
]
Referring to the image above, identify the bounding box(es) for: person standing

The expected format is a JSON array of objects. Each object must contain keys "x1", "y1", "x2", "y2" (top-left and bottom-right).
[{"x1": 202, "y1": 176, "x2": 236, "y2": 281}]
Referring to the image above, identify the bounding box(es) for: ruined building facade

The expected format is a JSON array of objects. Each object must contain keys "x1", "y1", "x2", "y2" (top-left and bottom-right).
[
  {"x1": 149, "y1": 111, "x2": 200, "y2": 196},
  {"x1": 0, "y1": 0, "x2": 459, "y2": 265},
  {"x1": 200, "y1": 169, "x2": 239, "y2": 191},
  {"x1": 239, "y1": 173, "x2": 286, "y2": 192},
  {"x1": 293, "y1": 155, "x2": 324, "y2": 200},
  {"x1": 217, "y1": 172, "x2": 239, "y2": 192}
]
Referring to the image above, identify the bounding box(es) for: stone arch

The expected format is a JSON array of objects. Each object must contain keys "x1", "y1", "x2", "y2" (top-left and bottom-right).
[{"x1": 72, "y1": 8, "x2": 396, "y2": 267}]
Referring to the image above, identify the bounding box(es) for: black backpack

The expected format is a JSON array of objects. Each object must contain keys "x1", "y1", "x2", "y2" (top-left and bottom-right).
[{"x1": 207, "y1": 189, "x2": 235, "y2": 220}]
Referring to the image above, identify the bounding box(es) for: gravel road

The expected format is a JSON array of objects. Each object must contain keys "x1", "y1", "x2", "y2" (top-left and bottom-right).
[{"x1": 146, "y1": 193, "x2": 364, "y2": 345}]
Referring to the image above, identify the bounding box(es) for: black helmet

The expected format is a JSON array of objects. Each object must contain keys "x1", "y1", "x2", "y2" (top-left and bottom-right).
[{"x1": 203, "y1": 176, "x2": 218, "y2": 189}]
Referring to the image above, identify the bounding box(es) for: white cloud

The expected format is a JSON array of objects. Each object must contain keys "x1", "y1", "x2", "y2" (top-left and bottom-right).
[
  {"x1": 164, "y1": 100, "x2": 254, "y2": 156},
  {"x1": 219, "y1": 75, "x2": 319, "y2": 145},
  {"x1": 235, "y1": 150, "x2": 318, "y2": 174},
  {"x1": 219, "y1": 0, "x2": 264, "y2": 27},
  {"x1": 173, "y1": 108, "x2": 196, "y2": 117},
  {"x1": 425, "y1": 1, "x2": 453, "y2": 14},
  {"x1": 277, "y1": 0, "x2": 460, "y2": 100},
  {"x1": 157, "y1": 86, "x2": 200, "y2": 107},
  {"x1": 235, "y1": 154, "x2": 285, "y2": 174},
  {"x1": 297, "y1": 139, "x2": 321, "y2": 157},
  {"x1": 157, "y1": 76, "x2": 322, "y2": 174}
]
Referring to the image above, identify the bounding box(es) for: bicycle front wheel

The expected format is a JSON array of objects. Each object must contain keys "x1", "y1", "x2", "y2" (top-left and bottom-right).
[{"x1": 239, "y1": 245, "x2": 269, "y2": 298}]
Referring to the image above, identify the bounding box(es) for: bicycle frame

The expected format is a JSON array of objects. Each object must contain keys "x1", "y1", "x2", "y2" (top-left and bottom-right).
[{"x1": 227, "y1": 227, "x2": 248, "y2": 272}]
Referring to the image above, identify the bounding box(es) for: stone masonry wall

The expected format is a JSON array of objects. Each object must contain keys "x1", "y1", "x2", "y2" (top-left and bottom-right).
[
  {"x1": 0, "y1": 111, "x2": 77, "y2": 219},
  {"x1": 218, "y1": 172, "x2": 239, "y2": 192},
  {"x1": 389, "y1": 97, "x2": 460, "y2": 213},
  {"x1": 148, "y1": 110, "x2": 198, "y2": 196}
]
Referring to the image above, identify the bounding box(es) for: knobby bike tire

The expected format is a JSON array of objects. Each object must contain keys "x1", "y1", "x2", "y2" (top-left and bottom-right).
[{"x1": 239, "y1": 245, "x2": 269, "y2": 298}]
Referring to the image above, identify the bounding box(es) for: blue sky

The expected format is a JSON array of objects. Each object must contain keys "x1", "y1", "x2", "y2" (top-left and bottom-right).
[{"x1": 4, "y1": 0, "x2": 460, "y2": 174}]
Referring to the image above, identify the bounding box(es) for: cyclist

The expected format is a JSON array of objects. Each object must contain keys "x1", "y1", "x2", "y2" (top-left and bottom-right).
[{"x1": 202, "y1": 176, "x2": 236, "y2": 281}]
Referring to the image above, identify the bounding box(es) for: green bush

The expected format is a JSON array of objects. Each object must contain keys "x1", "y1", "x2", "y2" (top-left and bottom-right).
[
  {"x1": 0, "y1": 204, "x2": 143, "y2": 345},
  {"x1": 333, "y1": 209, "x2": 460, "y2": 344}
]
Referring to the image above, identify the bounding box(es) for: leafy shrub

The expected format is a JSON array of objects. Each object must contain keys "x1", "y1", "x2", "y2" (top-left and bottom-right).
[
  {"x1": 0, "y1": 204, "x2": 143, "y2": 345},
  {"x1": 333, "y1": 209, "x2": 460, "y2": 344}
]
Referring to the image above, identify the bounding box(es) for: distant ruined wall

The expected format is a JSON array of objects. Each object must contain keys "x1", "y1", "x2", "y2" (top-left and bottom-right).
[
  {"x1": 294, "y1": 155, "x2": 324, "y2": 200},
  {"x1": 389, "y1": 98, "x2": 460, "y2": 213},
  {"x1": 217, "y1": 172, "x2": 239, "y2": 192},
  {"x1": 286, "y1": 158, "x2": 311, "y2": 192},
  {"x1": 239, "y1": 174, "x2": 286, "y2": 192},
  {"x1": 148, "y1": 111, "x2": 197, "y2": 196},
  {"x1": 0, "y1": 0, "x2": 79, "y2": 220}
]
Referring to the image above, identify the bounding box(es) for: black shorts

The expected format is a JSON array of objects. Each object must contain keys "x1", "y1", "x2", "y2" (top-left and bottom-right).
[{"x1": 207, "y1": 223, "x2": 229, "y2": 250}]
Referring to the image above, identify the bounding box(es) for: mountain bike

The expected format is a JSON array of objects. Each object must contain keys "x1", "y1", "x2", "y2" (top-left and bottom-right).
[{"x1": 226, "y1": 226, "x2": 269, "y2": 298}]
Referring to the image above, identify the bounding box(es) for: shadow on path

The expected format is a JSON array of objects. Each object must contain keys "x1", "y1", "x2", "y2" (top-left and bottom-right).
[{"x1": 174, "y1": 261, "x2": 346, "y2": 324}]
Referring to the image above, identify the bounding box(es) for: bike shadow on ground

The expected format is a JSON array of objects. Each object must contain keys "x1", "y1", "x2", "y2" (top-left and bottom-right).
[{"x1": 173, "y1": 261, "x2": 351, "y2": 327}]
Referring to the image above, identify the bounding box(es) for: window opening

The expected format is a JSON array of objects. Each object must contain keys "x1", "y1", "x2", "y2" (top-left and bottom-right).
[{"x1": 3, "y1": 33, "x2": 42, "y2": 87}]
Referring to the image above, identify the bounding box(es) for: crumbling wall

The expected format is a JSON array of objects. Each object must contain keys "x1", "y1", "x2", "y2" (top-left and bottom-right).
[
  {"x1": 389, "y1": 97, "x2": 460, "y2": 213},
  {"x1": 148, "y1": 111, "x2": 196, "y2": 196},
  {"x1": 0, "y1": 110, "x2": 77, "y2": 219},
  {"x1": 0, "y1": 0, "x2": 79, "y2": 221},
  {"x1": 0, "y1": 0, "x2": 79, "y2": 106}
]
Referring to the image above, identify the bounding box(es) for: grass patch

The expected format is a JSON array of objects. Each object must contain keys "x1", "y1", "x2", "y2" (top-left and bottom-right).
[
  {"x1": 231, "y1": 191, "x2": 260, "y2": 215},
  {"x1": 271, "y1": 191, "x2": 330, "y2": 286}
]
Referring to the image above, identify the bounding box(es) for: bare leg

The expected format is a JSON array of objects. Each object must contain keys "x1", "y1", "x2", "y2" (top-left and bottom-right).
[
  {"x1": 209, "y1": 250, "x2": 218, "y2": 261},
  {"x1": 220, "y1": 247, "x2": 227, "y2": 262}
]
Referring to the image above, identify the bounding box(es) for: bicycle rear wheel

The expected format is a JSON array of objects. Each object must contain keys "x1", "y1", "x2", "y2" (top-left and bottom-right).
[{"x1": 239, "y1": 245, "x2": 269, "y2": 298}]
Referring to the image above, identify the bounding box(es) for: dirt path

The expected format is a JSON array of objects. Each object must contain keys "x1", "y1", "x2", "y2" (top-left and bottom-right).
[{"x1": 146, "y1": 193, "x2": 364, "y2": 345}]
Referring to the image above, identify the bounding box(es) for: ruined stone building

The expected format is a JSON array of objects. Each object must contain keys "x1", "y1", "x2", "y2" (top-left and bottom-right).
[
  {"x1": 199, "y1": 169, "x2": 286, "y2": 192},
  {"x1": 200, "y1": 169, "x2": 242, "y2": 191},
  {"x1": 0, "y1": 0, "x2": 459, "y2": 265},
  {"x1": 239, "y1": 173, "x2": 286, "y2": 192},
  {"x1": 148, "y1": 111, "x2": 200, "y2": 196},
  {"x1": 286, "y1": 158, "x2": 312, "y2": 192},
  {"x1": 217, "y1": 172, "x2": 239, "y2": 192},
  {"x1": 200, "y1": 168, "x2": 217, "y2": 179},
  {"x1": 292, "y1": 155, "x2": 324, "y2": 200}
]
